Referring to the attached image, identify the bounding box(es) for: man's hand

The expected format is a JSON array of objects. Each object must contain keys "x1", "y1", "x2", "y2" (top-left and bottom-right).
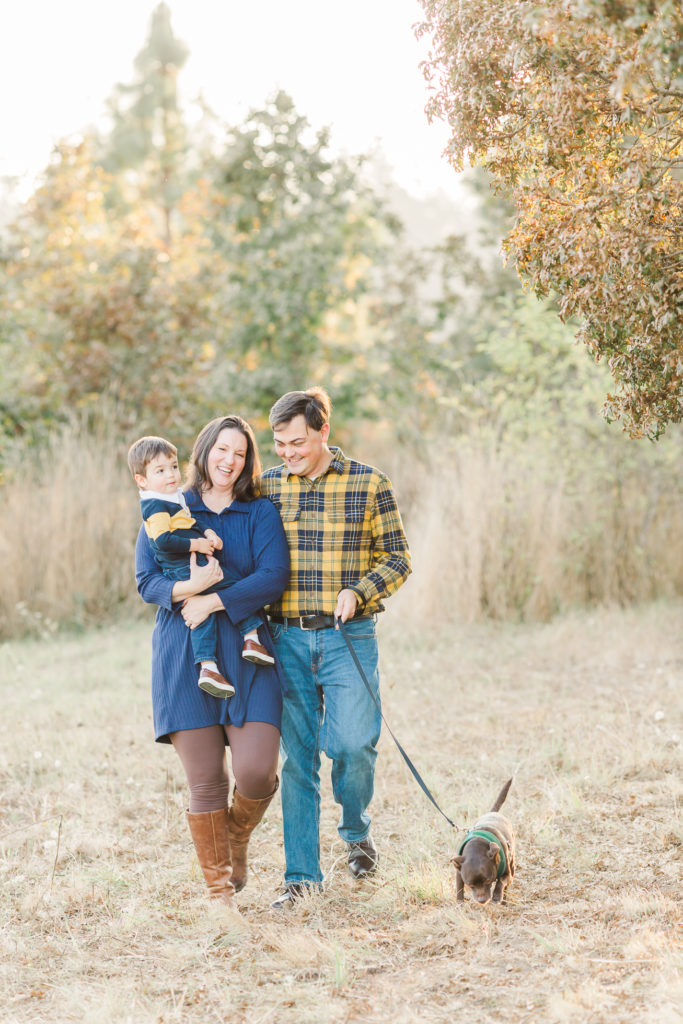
[
  {"x1": 204, "y1": 528, "x2": 223, "y2": 551},
  {"x1": 335, "y1": 588, "x2": 358, "y2": 626}
]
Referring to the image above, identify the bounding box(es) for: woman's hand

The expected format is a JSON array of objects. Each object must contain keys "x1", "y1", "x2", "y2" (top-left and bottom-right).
[
  {"x1": 181, "y1": 592, "x2": 224, "y2": 629},
  {"x1": 189, "y1": 550, "x2": 223, "y2": 592},
  {"x1": 170, "y1": 552, "x2": 224, "y2": 604}
]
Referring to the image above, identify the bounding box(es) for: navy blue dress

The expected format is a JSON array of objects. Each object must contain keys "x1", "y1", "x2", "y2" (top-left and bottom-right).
[{"x1": 135, "y1": 490, "x2": 290, "y2": 744}]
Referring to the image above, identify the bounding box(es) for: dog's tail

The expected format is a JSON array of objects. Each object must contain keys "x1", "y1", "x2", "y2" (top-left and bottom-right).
[{"x1": 490, "y1": 777, "x2": 513, "y2": 813}]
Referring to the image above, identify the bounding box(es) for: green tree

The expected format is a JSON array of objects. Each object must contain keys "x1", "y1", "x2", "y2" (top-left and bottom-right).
[
  {"x1": 101, "y1": 2, "x2": 190, "y2": 245},
  {"x1": 0, "y1": 140, "x2": 220, "y2": 443},
  {"x1": 463, "y1": 291, "x2": 611, "y2": 443},
  {"x1": 418, "y1": 0, "x2": 683, "y2": 437},
  {"x1": 203, "y1": 91, "x2": 398, "y2": 427}
]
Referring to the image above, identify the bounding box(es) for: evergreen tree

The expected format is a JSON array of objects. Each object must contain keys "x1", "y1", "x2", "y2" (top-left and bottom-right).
[{"x1": 101, "y1": 2, "x2": 189, "y2": 245}]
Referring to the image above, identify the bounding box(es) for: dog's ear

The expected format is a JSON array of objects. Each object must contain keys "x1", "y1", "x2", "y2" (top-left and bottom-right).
[
  {"x1": 487, "y1": 843, "x2": 499, "y2": 862},
  {"x1": 451, "y1": 855, "x2": 464, "y2": 868}
]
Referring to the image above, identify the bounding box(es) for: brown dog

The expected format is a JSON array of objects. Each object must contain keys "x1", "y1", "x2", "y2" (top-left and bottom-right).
[{"x1": 452, "y1": 778, "x2": 516, "y2": 905}]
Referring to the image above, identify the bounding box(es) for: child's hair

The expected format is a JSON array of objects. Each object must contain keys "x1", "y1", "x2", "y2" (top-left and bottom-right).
[{"x1": 127, "y1": 436, "x2": 177, "y2": 480}]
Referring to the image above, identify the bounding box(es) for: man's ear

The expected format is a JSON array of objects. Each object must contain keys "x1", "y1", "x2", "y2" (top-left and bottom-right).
[{"x1": 320, "y1": 422, "x2": 331, "y2": 444}]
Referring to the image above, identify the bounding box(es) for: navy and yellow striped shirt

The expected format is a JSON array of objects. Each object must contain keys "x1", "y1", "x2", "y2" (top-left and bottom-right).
[{"x1": 260, "y1": 447, "x2": 411, "y2": 617}]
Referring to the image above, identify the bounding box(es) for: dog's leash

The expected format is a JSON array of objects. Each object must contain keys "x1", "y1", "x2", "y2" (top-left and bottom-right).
[{"x1": 337, "y1": 619, "x2": 462, "y2": 831}]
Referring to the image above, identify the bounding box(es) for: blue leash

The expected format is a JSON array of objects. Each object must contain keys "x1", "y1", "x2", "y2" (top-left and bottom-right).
[{"x1": 337, "y1": 619, "x2": 461, "y2": 831}]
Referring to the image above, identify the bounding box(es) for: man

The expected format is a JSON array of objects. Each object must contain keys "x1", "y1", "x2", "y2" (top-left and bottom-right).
[{"x1": 260, "y1": 387, "x2": 411, "y2": 908}]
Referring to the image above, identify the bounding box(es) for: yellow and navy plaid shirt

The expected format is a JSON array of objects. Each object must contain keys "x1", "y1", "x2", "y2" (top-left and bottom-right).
[{"x1": 260, "y1": 447, "x2": 411, "y2": 617}]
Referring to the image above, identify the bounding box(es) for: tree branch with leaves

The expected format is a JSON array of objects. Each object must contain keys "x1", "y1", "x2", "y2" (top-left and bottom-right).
[{"x1": 418, "y1": 0, "x2": 683, "y2": 437}]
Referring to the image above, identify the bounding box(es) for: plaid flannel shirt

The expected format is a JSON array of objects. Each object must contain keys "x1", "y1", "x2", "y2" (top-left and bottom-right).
[{"x1": 260, "y1": 447, "x2": 411, "y2": 618}]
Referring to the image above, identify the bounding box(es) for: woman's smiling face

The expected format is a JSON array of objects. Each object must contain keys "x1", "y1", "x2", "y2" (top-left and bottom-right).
[{"x1": 206, "y1": 427, "x2": 248, "y2": 493}]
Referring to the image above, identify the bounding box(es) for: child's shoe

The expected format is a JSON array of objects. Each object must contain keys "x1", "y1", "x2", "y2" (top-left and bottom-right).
[
  {"x1": 198, "y1": 666, "x2": 235, "y2": 699},
  {"x1": 241, "y1": 638, "x2": 275, "y2": 666}
]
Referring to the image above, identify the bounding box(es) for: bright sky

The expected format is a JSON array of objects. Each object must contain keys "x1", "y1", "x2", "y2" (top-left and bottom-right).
[{"x1": 0, "y1": 0, "x2": 462, "y2": 200}]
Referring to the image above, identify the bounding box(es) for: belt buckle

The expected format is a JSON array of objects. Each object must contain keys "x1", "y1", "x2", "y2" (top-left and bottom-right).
[{"x1": 299, "y1": 615, "x2": 314, "y2": 630}]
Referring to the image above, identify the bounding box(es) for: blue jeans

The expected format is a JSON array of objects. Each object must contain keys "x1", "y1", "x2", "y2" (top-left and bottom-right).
[{"x1": 269, "y1": 616, "x2": 381, "y2": 885}]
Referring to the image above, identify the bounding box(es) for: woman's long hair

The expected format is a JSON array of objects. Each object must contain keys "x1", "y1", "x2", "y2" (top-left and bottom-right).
[{"x1": 185, "y1": 416, "x2": 262, "y2": 502}]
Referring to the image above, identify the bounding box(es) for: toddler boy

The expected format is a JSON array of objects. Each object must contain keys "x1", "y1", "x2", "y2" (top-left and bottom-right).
[{"x1": 128, "y1": 435, "x2": 274, "y2": 699}]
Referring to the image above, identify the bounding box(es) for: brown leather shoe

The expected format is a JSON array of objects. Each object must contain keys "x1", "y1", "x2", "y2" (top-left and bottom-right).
[
  {"x1": 198, "y1": 667, "x2": 235, "y2": 698},
  {"x1": 227, "y1": 778, "x2": 279, "y2": 892},
  {"x1": 241, "y1": 639, "x2": 275, "y2": 665},
  {"x1": 347, "y1": 836, "x2": 379, "y2": 879}
]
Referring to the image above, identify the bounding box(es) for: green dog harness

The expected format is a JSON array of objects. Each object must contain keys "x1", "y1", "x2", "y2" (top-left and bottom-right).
[{"x1": 458, "y1": 829, "x2": 508, "y2": 879}]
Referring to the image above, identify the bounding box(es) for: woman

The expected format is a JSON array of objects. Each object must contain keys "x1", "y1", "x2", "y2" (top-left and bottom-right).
[{"x1": 135, "y1": 415, "x2": 289, "y2": 909}]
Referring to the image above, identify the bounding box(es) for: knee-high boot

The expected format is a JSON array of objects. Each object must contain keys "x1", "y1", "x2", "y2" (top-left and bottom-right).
[
  {"x1": 227, "y1": 778, "x2": 279, "y2": 893},
  {"x1": 186, "y1": 808, "x2": 236, "y2": 904}
]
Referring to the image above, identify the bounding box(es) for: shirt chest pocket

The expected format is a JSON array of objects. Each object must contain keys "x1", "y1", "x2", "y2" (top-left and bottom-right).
[
  {"x1": 325, "y1": 500, "x2": 368, "y2": 527},
  {"x1": 277, "y1": 501, "x2": 301, "y2": 523}
]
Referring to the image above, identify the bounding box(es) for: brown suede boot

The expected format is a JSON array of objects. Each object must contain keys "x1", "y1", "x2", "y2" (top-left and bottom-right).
[
  {"x1": 186, "y1": 808, "x2": 236, "y2": 904},
  {"x1": 227, "y1": 778, "x2": 279, "y2": 893}
]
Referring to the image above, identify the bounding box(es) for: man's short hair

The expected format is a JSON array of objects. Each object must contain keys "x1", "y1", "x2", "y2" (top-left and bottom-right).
[
  {"x1": 127, "y1": 436, "x2": 177, "y2": 479},
  {"x1": 269, "y1": 387, "x2": 332, "y2": 431}
]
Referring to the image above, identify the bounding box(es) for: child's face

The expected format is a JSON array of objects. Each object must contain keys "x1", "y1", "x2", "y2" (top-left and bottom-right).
[{"x1": 135, "y1": 453, "x2": 182, "y2": 494}]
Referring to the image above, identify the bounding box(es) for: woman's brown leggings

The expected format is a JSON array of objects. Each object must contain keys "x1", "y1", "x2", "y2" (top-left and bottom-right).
[{"x1": 171, "y1": 722, "x2": 280, "y2": 812}]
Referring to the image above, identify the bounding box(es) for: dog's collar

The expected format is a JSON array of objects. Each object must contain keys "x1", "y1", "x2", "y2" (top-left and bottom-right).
[{"x1": 458, "y1": 829, "x2": 508, "y2": 879}]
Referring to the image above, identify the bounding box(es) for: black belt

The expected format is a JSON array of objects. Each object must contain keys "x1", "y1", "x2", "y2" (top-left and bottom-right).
[
  {"x1": 269, "y1": 613, "x2": 368, "y2": 630},
  {"x1": 269, "y1": 613, "x2": 336, "y2": 630}
]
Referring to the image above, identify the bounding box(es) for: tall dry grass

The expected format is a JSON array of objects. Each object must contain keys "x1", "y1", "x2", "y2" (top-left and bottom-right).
[
  {"x1": 388, "y1": 434, "x2": 683, "y2": 622},
  {"x1": 0, "y1": 420, "x2": 681, "y2": 638},
  {"x1": 0, "y1": 420, "x2": 140, "y2": 638}
]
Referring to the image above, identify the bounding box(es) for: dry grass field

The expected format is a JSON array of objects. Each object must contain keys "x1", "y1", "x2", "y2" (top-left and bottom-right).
[{"x1": 1, "y1": 603, "x2": 681, "y2": 1023}]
